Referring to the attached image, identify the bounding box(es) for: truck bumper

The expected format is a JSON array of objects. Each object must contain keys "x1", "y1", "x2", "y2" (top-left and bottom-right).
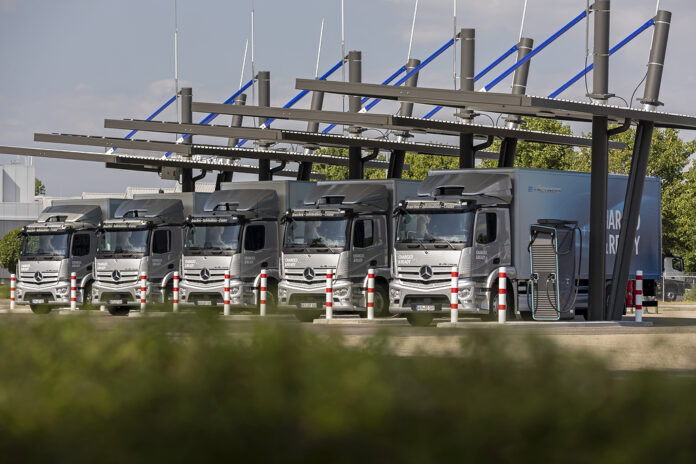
[
  {"x1": 92, "y1": 281, "x2": 162, "y2": 307},
  {"x1": 178, "y1": 279, "x2": 256, "y2": 309},
  {"x1": 388, "y1": 279, "x2": 480, "y2": 316},
  {"x1": 15, "y1": 281, "x2": 76, "y2": 306},
  {"x1": 277, "y1": 279, "x2": 365, "y2": 313}
]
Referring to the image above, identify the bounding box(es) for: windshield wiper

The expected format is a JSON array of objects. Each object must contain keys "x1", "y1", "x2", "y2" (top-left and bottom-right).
[{"x1": 431, "y1": 238, "x2": 456, "y2": 250}]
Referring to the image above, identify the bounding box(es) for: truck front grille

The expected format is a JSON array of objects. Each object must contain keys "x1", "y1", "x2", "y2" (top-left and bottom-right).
[
  {"x1": 184, "y1": 269, "x2": 227, "y2": 284},
  {"x1": 20, "y1": 271, "x2": 59, "y2": 284},
  {"x1": 397, "y1": 265, "x2": 452, "y2": 284},
  {"x1": 97, "y1": 270, "x2": 139, "y2": 284}
]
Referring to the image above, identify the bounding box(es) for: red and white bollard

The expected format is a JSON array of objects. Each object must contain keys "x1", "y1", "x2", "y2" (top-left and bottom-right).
[
  {"x1": 259, "y1": 268, "x2": 268, "y2": 317},
  {"x1": 635, "y1": 270, "x2": 643, "y2": 323},
  {"x1": 9, "y1": 273, "x2": 16, "y2": 311},
  {"x1": 366, "y1": 268, "x2": 375, "y2": 320},
  {"x1": 325, "y1": 269, "x2": 333, "y2": 320},
  {"x1": 451, "y1": 266, "x2": 459, "y2": 323},
  {"x1": 172, "y1": 272, "x2": 179, "y2": 312},
  {"x1": 70, "y1": 272, "x2": 77, "y2": 311},
  {"x1": 223, "y1": 273, "x2": 230, "y2": 316},
  {"x1": 140, "y1": 272, "x2": 147, "y2": 312},
  {"x1": 498, "y1": 268, "x2": 507, "y2": 324}
]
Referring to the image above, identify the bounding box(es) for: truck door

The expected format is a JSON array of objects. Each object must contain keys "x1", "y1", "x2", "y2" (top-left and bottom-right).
[
  {"x1": 351, "y1": 216, "x2": 386, "y2": 279},
  {"x1": 472, "y1": 209, "x2": 511, "y2": 277},
  {"x1": 242, "y1": 222, "x2": 275, "y2": 279},
  {"x1": 150, "y1": 228, "x2": 175, "y2": 280},
  {"x1": 70, "y1": 232, "x2": 92, "y2": 279}
]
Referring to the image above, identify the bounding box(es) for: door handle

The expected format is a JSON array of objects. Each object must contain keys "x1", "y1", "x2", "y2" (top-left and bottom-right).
[
  {"x1": 493, "y1": 258, "x2": 500, "y2": 265},
  {"x1": 168, "y1": 264, "x2": 174, "y2": 269},
  {"x1": 87, "y1": 265, "x2": 93, "y2": 271}
]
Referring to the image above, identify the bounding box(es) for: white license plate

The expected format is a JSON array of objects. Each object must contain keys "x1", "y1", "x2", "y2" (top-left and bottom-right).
[
  {"x1": 109, "y1": 299, "x2": 125, "y2": 305},
  {"x1": 196, "y1": 300, "x2": 213, "y2": 306},
  {"x1": 415, "y1": 304, "x2": 436, "y2": 311},
  {"x1": 31, "y1": 299, "x2": 46, "y2": 304},
  {"x1": 300, "y1": 302, "x2": 318, "y2": 309}
]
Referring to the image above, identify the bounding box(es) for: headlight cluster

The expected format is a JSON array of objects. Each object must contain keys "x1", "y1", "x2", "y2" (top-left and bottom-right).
[
  {"x1": 55, "y1": 286, "x2": 69, "y2": 296},
  {"x1": 390, "y1": 287, "x2": 400, "y2": 299},
  {"x1": 278, "y1": 288, "x2": 288, "y2": 298},
  {"x1": 333, "y1": 288, "x2": 349, "y2": 298},
  {"x1": 458, "y1": 287, "x2": 472, "y2": 300},
  {"x1": 229, "y1": 286, "x2": 240, "y2": 296}
]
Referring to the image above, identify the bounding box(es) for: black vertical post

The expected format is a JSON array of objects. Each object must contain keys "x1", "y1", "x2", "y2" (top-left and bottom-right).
[
  {"x1": 257, "y1": 71, "x2": 271, "y2": 181},
  {"x1": 297, "y1": 89, "x2": 325, "y2": 181},
  {"x1": 389, "y1": 57, "x2": 420, "y2": 179},
  {"x1": 215, "y1": 93, "x2": 247, "y2": 189},
  {"x1": 499, "y1": 37, "x2": 533, "y2": 168},
  {"x1": 607, "y1": 10, "x2": 670, "y2": 320},
  {"x1": 180, "y1": 87, "x2": 194, "y2": 192},
  {"x1": 587, "y1": 0, "x2": 611, "y2": 321},
  {"x1": 458, "y1": 28, "x2": 475, "y2": 169},
  {"x1": 347, "y1": 51, "x2": 363, "y2": 179}
]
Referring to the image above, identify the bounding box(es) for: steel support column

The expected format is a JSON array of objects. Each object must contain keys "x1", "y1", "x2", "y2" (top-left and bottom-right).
[
  {"x1": 347, "y1": 51, "x2": 363, "y2": 179},
  {"x1": 389, "y1": 58, "x2": 421, "y2": 178},
  {"x1": 607, "y1": 120, "x2": 654, "y2": 320},
  {"x1": 257, "y1": 71, "x2": 272, "y2": 181},
  {"x1": 458, "y1": 28, "x2": 475, "y2": 169},
  {"x1": 297, "y1": 89, "x2": 325, "y2": 181},
  {"x1": 216, "y1": 93, "x2": 247, "y2": 189},
  {"x1": 499, "y1": 37, "x2": 533, "y2": 168},
  {"x1": 180, "y1": 87, "x2": 194, "y2": 192},
  {"x1": 589, "y1": 116, "x2": 609, "y2": 320}
]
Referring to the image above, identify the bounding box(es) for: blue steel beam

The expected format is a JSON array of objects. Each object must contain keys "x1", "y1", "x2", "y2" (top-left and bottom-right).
[
  {"x1": 548, "y1": 17, "x2": 654, "y2": 99},
  {"x1": 483, "y1": 9, "x2": 589, "y2": 92}
]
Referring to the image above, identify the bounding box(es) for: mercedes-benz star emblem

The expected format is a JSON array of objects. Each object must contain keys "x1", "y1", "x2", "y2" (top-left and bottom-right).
[
  {"x1": 419, "y1": 265, "x2": 433, "y2": 280},
  {"x1": 34, "y1": 271, "x2": 43, "y2": 283},
  {"x1": 303, "y1": 267, "x2": 315, "y2": 281},
  {"x1": 112, "y1": 270, "x2": 121, "y2": 282},
  {"x1": 200, "y1": 268, "x2": 211, "y2": 281}
]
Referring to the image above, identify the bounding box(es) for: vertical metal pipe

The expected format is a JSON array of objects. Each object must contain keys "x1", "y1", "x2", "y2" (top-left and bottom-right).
[
  {"x1": 216, "y1": 93, "x2": 247, "y2": 189},
  {"x1": 589, "y1": 0, "x2": 611, "y2": 103},
  {"x1": 180, "y1": 87, "x2": 194, "y2": 192},
  {"x1": 641, "y1": 10, "x2": 671, "y2": 110},
  {"x1": 298, "y1": 89, "x2": 325, "y2": 181},
  {"x1": 607, "y1": 121, "x2": 655, "y2": 320},
  {"x1": 499, "y1": 37, "x2": 534, "y2": 168},
  {"x1": 589, "y1": 115, "x2": 609, "y2": 321},
  {"x1": 257, "y1": 71, "x2": 271, "y2": 181},
  {"x1": 458, "y1": 28, "x2": 475, "y2": 169},
  {"x1": 348, "y1": 51, "x2": 363, "y2": 179},
  {"x1": 389, "y1": 58, "x2": 421, "y2": 179}
]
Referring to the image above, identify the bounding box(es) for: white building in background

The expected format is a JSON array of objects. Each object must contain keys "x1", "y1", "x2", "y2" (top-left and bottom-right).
[{"x1": 0, "y1": 163, "x2": 41, "y2": 279}]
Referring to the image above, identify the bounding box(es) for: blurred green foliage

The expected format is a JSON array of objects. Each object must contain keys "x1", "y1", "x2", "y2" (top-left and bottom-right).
[
  {"x1": 0, "y1": 227, "x2": 22, "y2": 274},
  {"x1": 1, "y1": 317, "x2": 696, "y2": 462}
]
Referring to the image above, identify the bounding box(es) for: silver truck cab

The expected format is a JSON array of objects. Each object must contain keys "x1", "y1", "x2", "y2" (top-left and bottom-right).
[
  {"x1": 178, "y1": 181, "x2": 312, "y2": 311},
  {"x1": 15, "y1": 201, "x2": 120, "y2": 313},
  {"x1": 92, "y1": 194, "x2": 207, "y2": 315},
  {"x1": 278, "y1": 179, "x2": 418, "y2": 321}
]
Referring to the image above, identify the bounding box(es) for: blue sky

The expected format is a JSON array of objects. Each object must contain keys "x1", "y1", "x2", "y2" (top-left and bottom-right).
[{"x1": 1, "y1": 0, "x2": 695, "y2": 196}]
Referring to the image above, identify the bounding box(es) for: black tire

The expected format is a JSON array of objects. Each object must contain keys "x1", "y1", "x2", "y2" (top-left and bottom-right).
[
  {"x1": 485, "y1": 280, "x2": 515, "y2": 321},
  {"x1": 30, "y1": 304, "x2": 52, "y2": 315},
  {"x1": 406, "y1": 313, "x2": 434, "y2": 327},
  {"x1": 81, "y1": 283, "x2": 95, "y2": 310},
  {"x1": 374, "y1": 283, "x2": 390, "y2": 318},
  {"x1": 665, "y1": 286, "x2": 677, "y2": 302},
  {"x1": 108, "y1": 306, "x2": 130, "y2": 316},
  {"x1": 257, "y1": 281, "x2": 278, "y2": 315},
  {"x1": 294, "y1": 310, "x2": 321, "y2": 323}
]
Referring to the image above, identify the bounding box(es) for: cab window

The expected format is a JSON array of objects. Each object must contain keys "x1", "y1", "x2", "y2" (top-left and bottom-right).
[
  {"x1": 244, "y1": 225, "x2": 265, "y2": 251},
  {"x1": 353, "y1": 219, "x2": 374, "y2": 248},
  {"x1": 71, "y1": 233, "x2": 91, "y2": 257},
  {"x1": 152, "y1": 229, "x2": 171, "y2": 254},
  {"x1": 475, "y1": 212, "x2": 497, "y2": 244}
]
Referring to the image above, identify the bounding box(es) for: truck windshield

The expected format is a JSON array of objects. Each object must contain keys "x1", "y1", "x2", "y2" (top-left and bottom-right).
[
  {"x1": 97, "y1": 229, "x2": 149, "y2": 256},
  {"x1": 21, "y1": 233, "x2": 69, "y2": 257},
  {"x1": 285, "y1": 219, "x2": 348, "y2": 249},
  {"x1": 396, "y1": 211, "x2": 474, "y2": 246},
  {"x1": 184, "y1": 224, "x2": 240, "y2": 254}
]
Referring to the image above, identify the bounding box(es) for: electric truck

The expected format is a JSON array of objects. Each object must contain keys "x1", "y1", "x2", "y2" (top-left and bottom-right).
[
  {"x1": 278, "y1": 179, "x2": 418, "y2": 321},
  {"x1": 389, "y1": 168, "x2": 662, "y2": 326},
  {"x1": 178, "y1": 181, "x2": 313, "y2": 311},
  {"x1": 92, "y1": 193, "x2": 208, "y2": 315},
  {"x1": 15, "y1": 200, "x2": 122, "y2": 313}
]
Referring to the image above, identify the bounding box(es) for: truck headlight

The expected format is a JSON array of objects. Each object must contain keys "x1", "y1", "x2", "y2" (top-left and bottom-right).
[
  {"x1": 278, "y1": 288, "x2": 288, "y2": 298},
  {"x1": 334, "y1": 288, "x2": 349, "y2": 298},
  {"x1": 56, "y1": 286, "x2": 69, "y2": 296},
  {"x1": 390, "y1": 287, "x2": 399, "y2": 299},
  {"x1": 229, "y1": 286, "x2": 240, "y2": 296},
  {"x1": 458, "y1": 288, "x2": 471, "y2": 300}
]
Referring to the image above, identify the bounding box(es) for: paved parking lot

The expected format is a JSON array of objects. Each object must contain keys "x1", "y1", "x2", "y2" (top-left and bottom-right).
[{"x1": 2, "y1": 299, "x2": 696, "y2": 371}]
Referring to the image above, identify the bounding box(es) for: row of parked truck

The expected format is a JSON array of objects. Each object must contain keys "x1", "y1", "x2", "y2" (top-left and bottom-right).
[{"x1": 13, "y1": 168, "x2": 663, "y2": 325}]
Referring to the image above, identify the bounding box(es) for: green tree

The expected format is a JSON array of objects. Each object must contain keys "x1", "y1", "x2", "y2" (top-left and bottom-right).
[
  {"x1": 312, "y1": 147, "x2": 388, "y2": 180},
  {"x1": 35, "y1": 178, "x2": 46, "y2": 196},
  {"x1": 0, "y1": 227, "x2": 22, "y2": 274}
]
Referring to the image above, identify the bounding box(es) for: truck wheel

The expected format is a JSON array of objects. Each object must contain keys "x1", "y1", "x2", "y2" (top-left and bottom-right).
[
  {"x1": 257, "y1": 281, "x2": 278, "y2": 315},
  {"x1": 108, "y1": 306, "x2": 130, "y2": 316},
  {"x1": 485, "y1": 281, "x2": 515, "y2": 321},
  {"x1": 665, "y1": 286, "x2": 677, "y2": 302},
  {"x1": 294, "y1": 310, "x2": 321, "y2": 323},
  {"x1": 81, "y1": 283, "x2": 95, "y2": 310},
  {"x1": 406, "y1": 313, "x2": 434, "y2": 327},
  {"x1": 361, "y1": 283, "x2": 390, "y2": 318},
  {"x1": 30, "y1": 304, "x2": 51, "y2": 314}
]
